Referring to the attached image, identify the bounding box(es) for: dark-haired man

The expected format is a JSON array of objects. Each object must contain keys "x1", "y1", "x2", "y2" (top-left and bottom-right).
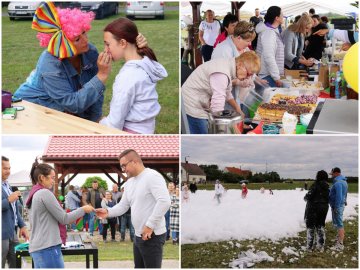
[
  {"x1": 2, "y1": 156, "x2": 29, "y2": 268},
  {"x1": 96, "y1": 149, "x2": 170, "y2": 268}
]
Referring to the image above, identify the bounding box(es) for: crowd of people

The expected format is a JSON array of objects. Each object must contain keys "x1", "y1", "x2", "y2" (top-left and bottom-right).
[
  {"x1": 2, "y1": 149, "x2": 175, "y2": 268},
  {"x1": 182, "y1": 6, "x2": 358, "y2": 134}
]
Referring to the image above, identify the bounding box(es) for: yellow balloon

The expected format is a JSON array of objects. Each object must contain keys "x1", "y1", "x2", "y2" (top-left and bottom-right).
[{"x1": 343, "y1": 42, "x2": 358, "y2": 93}]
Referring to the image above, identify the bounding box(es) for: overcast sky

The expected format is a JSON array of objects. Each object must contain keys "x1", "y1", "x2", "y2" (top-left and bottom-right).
[
  {"x1": 181, "y1": 136, "x2": 358, "y2": 179},
  {"x1": 2, "y1": 135, "x2": 118, "y2": 188},
  {"x1": 181, "y1": 0, "x2": 358, "y2": 16}
]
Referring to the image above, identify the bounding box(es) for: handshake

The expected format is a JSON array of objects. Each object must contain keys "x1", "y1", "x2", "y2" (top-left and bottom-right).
[{"x1": 81, "y1": 206, "x2": 109, "y2": 219}]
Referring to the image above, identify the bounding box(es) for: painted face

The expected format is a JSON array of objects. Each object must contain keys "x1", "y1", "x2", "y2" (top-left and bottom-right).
[
  {"x1": 225, "y1": 22, "x2": 238, "y2": 35},
  {"x1": 103, "y1": 31, "x2": 125, "y2": 62},
  {"x1": 40, "y1": 170, "x2": 55, "y2": 189},
  {"x1": 71, "y1": 31, "x2": 89, "y2": 54},
  {"x1": 233, "y1": 36, "x2": 252, "y2": 51},
  {"x1": 2, "y1": 160, "x2": 10, "y2": 181}
]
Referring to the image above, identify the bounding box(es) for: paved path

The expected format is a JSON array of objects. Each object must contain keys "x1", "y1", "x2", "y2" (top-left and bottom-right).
[{"x1": 21, "y1": 260, "x2": 179, "y2": 268}]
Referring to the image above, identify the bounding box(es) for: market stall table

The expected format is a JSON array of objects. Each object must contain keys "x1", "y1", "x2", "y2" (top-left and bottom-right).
[
  {"x1": 15, "y1": 233, "x2": 98, "y2": 268},
  {"x1": 2, "y1": 100, "x2": 125, "y2": 134}
]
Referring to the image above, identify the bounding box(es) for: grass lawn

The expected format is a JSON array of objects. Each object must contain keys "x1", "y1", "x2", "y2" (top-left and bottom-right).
[
  {"x1": 2, "y1": 4, "x2": 179, "y2": 134},
  {"x1": 181, "y1": 212, "x2": 358, "y2": 268},
  {"x1": 196, "y1": 182, "x2": 359, "y2": 193},
  {"x1": 23, "y1": 237, "x2": 179, "y2": 263}
]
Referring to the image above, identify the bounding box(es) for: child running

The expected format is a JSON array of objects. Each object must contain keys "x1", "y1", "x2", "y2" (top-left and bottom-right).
[{"x1": 100, "y1": 18, "x2": 168, "y2": 133}]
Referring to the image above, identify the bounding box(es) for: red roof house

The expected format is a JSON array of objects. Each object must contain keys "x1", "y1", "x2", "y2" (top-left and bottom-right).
[{"x1": 224, "y1": 167, "x2": 252, "y2": 178}]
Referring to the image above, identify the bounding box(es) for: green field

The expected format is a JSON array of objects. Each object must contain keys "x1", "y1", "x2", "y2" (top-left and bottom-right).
[
  {"x1": 2, "y1": 5, "x2": 179, "y2": 134},
  {"x1": 22, "y1": 237, "x2": 179, "y2": 263},
  {"x1": 196, "y1": 182, "x2": 359, "y2": 193},
  {"x1": 181, "y1": 216, "x2": 358, "y2": 268}
]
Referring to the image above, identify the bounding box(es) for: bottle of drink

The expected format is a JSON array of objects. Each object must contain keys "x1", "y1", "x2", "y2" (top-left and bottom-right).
[
  {"x1": 321, "y1": 51, "x2": 328, "y2": 66},
  {"x1": 329, "y1": 73, "x2": 336, "y2": 98},
  {"x1": 335, "y1": 71, "x2": 341, "y2": 99}
]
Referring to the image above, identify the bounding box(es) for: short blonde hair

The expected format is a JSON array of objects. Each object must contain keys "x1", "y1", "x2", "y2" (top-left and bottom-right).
[
  {"x1": 234, "y1": 21, "x2": 256, "y2": 41},
  {"x1": 235, "y1": 51, "x2": 261, "y2": 74}
]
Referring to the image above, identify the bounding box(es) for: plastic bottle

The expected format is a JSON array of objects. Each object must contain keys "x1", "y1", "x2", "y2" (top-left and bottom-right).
[
  {"x1": 321, "y1": 51, "x2": 328, "y2": 66},
  {"x1": 329, "y1": 73, "x2": 336, "y2": 98},
  {"x1": 335, "y1": 71, "x2": 341, "y2": 99}
]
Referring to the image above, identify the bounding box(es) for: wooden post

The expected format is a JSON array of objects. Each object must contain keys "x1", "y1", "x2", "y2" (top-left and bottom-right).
[{"x1": 191, "y1": 2, "x2": 202, "y2": 68}]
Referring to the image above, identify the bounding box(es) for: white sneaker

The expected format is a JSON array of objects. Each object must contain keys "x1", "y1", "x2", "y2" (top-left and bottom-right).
[{"x1": 331, "y1": 242, "x2": 344, "y2": 251}]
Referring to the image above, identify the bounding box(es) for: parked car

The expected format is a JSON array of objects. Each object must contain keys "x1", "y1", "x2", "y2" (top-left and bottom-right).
[
  {"x1": 79, "y1": 2, "x2": 119, "y2": 20},
  {"x1": 126, "y1": 1, "x2": 164, "y2": 20},
  {"x1": 8, "y1": 1, "x2": 40, "y2": 20}
]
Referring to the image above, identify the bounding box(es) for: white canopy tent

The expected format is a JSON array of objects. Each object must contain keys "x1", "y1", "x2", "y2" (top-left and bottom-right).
[
  {"x1": 7, "y1": 170, "x2": 32, "y2": 187},
  {"x1": 276, "y1": 1, "x2": 350, "y2": 18}
]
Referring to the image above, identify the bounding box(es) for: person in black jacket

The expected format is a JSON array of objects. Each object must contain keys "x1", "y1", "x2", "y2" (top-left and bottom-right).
[
  {"x1": 304, "y1": 170, "x2": 329, "y2": 251},
  {"x1": 303, "y1": 15, "x2": 328, "y2": 60},
  {"x1": 189, "y1": 181, "x2": 198, "y2": 193}
]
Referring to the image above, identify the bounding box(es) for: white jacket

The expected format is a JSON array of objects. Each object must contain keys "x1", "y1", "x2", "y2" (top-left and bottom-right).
[{"x1": 100, "y1": 56, "x2": 167, "y2": 134}]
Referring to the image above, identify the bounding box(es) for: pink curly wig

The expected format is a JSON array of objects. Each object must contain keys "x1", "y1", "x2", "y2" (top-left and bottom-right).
[{"x1": 36, "y1": 8, "x2": 95, "y2": 48}]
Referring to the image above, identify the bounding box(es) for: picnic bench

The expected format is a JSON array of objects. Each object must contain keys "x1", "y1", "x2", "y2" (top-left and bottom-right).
[{"x1": 15, "y1": 233, "x2": 98, "y2": 268}]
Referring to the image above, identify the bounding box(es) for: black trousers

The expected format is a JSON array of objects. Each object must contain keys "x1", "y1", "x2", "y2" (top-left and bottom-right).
[
  {"x1": 201, "y1": 45, "x2": 213, "y2": 62},
  {"x1": 133, "y1": 233, "x2": 166, "y2": 268},
  {"x1": 305, "y1": 203, "x2": 329, "y2": 228},
  {"x1": 102, "y1": 219, "x2": 116, "y2": 240}
]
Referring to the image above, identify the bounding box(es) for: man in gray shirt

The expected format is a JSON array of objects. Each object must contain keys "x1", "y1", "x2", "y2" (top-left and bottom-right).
[{"x1": 96, "y1": 149, "x2": 171, "y2": 268}]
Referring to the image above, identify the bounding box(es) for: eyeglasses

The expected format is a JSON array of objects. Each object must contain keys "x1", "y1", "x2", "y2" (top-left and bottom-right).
[{"x1": 120, "y1": 160, "x2": 133, "y2": 171}]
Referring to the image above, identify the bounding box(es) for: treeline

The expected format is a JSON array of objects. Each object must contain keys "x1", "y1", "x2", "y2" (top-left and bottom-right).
[{"x1": 199, "y1": 164, "x2": 358, "y2": 184}]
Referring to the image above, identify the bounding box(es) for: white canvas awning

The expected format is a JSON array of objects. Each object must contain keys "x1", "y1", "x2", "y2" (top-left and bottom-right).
[{"x1": 7, "y1": 170, "x2": 32, "y2": 187}]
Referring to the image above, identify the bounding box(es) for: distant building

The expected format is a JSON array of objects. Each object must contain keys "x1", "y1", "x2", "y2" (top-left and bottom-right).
[
  {"x1": 224, "y1": 167, "x2": 252, "y2": 178},
  {"x1": 181, "y1": 162, "x2": 206, "y2": 184}
]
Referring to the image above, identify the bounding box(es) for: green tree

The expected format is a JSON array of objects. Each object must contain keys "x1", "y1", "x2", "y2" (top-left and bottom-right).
[
  {"x1": 82, "y1": 176, "x2": 108, "y2": 191},
  {"x1": 200, "y1": 164, "x2": 223, "y2": 181}
]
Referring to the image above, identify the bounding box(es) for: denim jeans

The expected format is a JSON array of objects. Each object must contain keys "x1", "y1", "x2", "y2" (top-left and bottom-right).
[
  {"x1": 83, "y1": 213, "x2": 90, "y2": 231},
  {"x1": 120, "y1": 213, "x2": 135, "y2": 241},
  {"x1": 30, "y1": 244, "x2": 64, "y2": 268},
  {"x1": 89, "y1": 211, "x2": 95, "y2": 234},
  {"x1": 165, "y1": 210, "x2": 171, "y2": 239},
  {"x1": 133, "y1": 233, "x2": 166, "y2": 268},
  {"x1": 187, "y1": 115, "x2": 208, "y2": 134},
  {"x1": 332, "y1": 206, "x2": 345, "y2": 229},
  {"x1": 171, "y1": 231, "x2": 179, "y2": 240},
  {"x1": 2, "y1": 231, "x2": 19, "y2": 268}
]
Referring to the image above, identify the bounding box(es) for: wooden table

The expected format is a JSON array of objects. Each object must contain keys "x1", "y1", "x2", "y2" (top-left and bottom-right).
[
  {"x1": 2, "y1": 100, "x2": 126, "y2": 134},
  {"x1": 15, "y1": 233, "x2": 98, "y2": 268}
]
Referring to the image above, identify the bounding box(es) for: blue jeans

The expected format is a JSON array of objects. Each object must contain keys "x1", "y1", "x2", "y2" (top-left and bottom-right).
[
  {"x1": 89, "y1": 211, "x2": 95, "y2": 235},
  {"x1": 120, "y1": 213, "x2": 135, "y2": 241},
  {"x1": 332, "y1": 206, "x2": 344, "y2": 229},
  {"x1": 171, "y1": 231, "x2": 179, "y2": 240},
  {"x1": 83, "y1": 213, "x2": 90, "y2": 231},
  {"x1": 30, "y1": 245, "x2": 64, "y2": 268},
  {"x1": 165, "y1": 210, "x2": 170, "y2": 239},
  {"x1": 187, "y1": 115, "x2": 208, "y2": 134},
  {"x1": 262, "y1": 75, "x2": 277, "y2": 87}
]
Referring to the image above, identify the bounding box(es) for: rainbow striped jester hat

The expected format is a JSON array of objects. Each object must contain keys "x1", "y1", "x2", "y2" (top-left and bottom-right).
[{"x1": 32, "y1": 2, "x2": 77, "y2": 59}]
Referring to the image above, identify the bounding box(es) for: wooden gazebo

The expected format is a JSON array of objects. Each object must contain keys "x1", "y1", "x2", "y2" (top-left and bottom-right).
[
  {"x1": 41, "y1": 135, "x2": 179, "y2": 197},
  {"x1": 188, "y1": 1, "x2": 246, "y2": 67}
]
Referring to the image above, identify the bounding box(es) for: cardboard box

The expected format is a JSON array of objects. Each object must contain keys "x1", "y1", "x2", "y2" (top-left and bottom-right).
[{"x1": 284, "y1": 69, "x2": 308, "y2": 79}]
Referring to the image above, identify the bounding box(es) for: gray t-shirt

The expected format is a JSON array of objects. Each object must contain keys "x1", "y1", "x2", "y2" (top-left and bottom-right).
[{"x1": 29, "y1": 189, "x2": 85, "y2": 253}]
